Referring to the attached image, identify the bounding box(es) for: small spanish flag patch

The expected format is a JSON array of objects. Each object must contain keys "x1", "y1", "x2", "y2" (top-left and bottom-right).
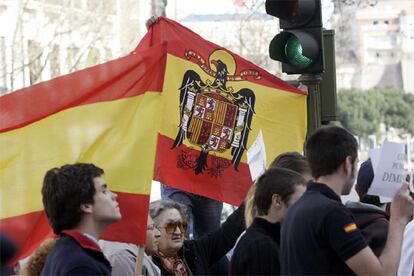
[{"x1": 344, "y1": 223, "x2": 358, "y2": 233}]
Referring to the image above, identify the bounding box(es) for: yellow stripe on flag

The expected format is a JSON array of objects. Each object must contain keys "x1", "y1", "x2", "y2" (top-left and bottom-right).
[
  {"x1": 159, "y1": 54, "x2": 307, "y2": 164},
  {"x1": 0, "y1": 93, "x2": 161, "y2": 219}
]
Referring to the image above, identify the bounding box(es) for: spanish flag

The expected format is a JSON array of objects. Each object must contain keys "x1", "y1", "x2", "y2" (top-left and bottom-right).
[
  {"x1": 344, "y1": 223, "x2": 358, "y2": 234},
  {"x1": 0, "y1": 17, "x2": 306, "y2": 260},
  {"x1": 0, "y1": 43, "x2": 167, "y2": 259},
  {"x1": 141, "y1": 17, "x2": 307, "y2": 206}
]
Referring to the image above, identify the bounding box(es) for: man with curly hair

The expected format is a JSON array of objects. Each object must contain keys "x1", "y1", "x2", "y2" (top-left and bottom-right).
[{"x1": 41, "y1": 163, "x2": 121, "y2": 276}]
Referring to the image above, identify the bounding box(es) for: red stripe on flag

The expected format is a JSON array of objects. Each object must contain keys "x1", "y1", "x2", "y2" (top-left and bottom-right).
[
  {"x1": 0, "y1": 211, "x2": 52, "y2": 262},
  {"x1": 0, "y1": 43, "x2": 167, "y2": 133},
  {"x1": 102, "y1": 192, "x2": 149, "y2": 245},
  {"x1": 137, "y1": 17, "x2": 305, "y2": 95},
  {"x1": 0, "y1": 192, "x2": 149, "y2": 260},
  {"x1": 154, "y1": 134, "x2": 252, "y2": 206}
]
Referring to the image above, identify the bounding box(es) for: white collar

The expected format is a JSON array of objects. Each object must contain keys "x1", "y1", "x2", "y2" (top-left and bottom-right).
[{"x1": 82, "y1": 233, "x2": 100, "y2": 247}]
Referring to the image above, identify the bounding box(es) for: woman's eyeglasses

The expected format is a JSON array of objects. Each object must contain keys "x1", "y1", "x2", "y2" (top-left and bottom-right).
[
  {"x1": 161, "y1": 221, "x2": 188, "y2": 234},
  {"x1": 146, "y1": 224, "x2": 159, "y2": 231}
]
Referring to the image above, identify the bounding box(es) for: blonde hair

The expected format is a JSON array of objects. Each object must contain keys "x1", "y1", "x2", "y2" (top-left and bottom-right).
[
  {"x1": 21, "y1": 238, "x2": 56, "y2": 276},
  {"x1": 244, "y1": 184, "x2": 257, "y2": 228}
]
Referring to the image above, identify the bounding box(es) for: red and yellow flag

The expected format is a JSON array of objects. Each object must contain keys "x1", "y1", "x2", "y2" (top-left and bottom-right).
[
  {"x1": 344, "y1": 223, "x2": 358, "y2": 234},
  {"x1": 0, "y1": 16, "x2": 307, "y2": 260},
  {"x1": 0, "y1": 43, "x2": 167, "y2": 259},
  {"x1": 140, "y1": 17, "x2": 307, "y2": 206}
]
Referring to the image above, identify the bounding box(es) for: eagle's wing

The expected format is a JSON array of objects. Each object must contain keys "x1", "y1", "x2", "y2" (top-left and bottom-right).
[
  {"x1": 231, "y1": 88, "x2": 256, "y2": 171},
  {"x1": 172, "y1": 70, "x2": 205, "y2": 149}
]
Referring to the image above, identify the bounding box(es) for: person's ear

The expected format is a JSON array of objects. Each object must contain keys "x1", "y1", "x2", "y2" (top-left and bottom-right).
[
  {"x1": 80, "y1": 203, "x2": 93, "y2": 214},
  {"x1": 272, "y1": 194, "x2": 283, "y2": 209},
  {"x1": 343, "y1": 156, "x2": 354, "y2": 176}
]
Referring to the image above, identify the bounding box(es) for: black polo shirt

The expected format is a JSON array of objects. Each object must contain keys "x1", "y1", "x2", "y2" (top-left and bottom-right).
[{"x1": 281, "y1": 182, "x2": 367, "y2": 275}]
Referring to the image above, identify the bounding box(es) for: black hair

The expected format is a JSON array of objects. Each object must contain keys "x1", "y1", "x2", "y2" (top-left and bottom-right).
[
  {"x1": 41, "y1": 163, "x2": 104, "y2": 234},
  {"x1": 254, "y1": 167, "x2": 306, "y2": 216},
  {"x1": 305, "y1": 126, "x2": 358, "y2": 179}
]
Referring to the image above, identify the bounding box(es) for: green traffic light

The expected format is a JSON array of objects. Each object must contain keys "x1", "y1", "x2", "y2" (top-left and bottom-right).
[{"x1": 285, "y1": 35, "x2": 313, "y2": 69}]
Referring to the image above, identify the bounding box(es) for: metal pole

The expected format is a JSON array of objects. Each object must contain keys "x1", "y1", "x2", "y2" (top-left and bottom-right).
[{"x1": 299, "y1": 74, "x2": 322, "y2": 136}]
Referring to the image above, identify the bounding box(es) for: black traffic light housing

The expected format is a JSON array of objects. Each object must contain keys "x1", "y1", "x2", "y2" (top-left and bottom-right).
[{"x1": 266, "y1": 0, "x2": 324, "y2": 74}]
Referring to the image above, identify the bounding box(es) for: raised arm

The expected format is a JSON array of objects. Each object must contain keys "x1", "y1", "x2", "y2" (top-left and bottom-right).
[
  {"x1": 346, "y1": 184, "x2": 413, "y2": 275},
  {"x1": 191, "y1": 203, "x2": 245, "y2": 267},
  {"x1": 145, "y1": 16, "x2": 159, "y2": 31}
]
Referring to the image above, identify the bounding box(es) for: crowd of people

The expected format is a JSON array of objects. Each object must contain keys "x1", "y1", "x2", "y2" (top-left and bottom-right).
[{"x1": 1, "y1": 125, "x2": 413, "y2": 276}]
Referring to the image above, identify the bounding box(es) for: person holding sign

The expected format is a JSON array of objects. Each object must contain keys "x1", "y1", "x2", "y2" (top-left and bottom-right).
[
  {"x1": 398, "y1": 203, "x2": 414, "y2": 276},
  {"x1": 281, "y1": 126, "x2": 414, "y2": 275},
  {"x1": 398, "y1": 177, "x2": 414, "y2": 276}
]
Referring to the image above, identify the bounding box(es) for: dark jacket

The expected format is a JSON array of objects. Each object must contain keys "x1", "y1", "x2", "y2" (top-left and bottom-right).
[
  {"x1": 230, "y1": 217, "x2": 281, "y2": 275},
  {"x1": 346, "y1": 201, "x2": 389, "y2": 256},
  {"x1": 153, "y1": 204, "x2": 245, "y2": 275},
  {"x1": 41, "y1": 230, "x2": 111, "y2": 276},
  {"x1": 281, "y1": 182, "x2": 367, "y2": 275}
]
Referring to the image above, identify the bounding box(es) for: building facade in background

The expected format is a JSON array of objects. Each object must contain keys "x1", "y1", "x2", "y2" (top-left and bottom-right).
[{"x1": 337, "y1": 0, "x2": 414, "y2": 93}]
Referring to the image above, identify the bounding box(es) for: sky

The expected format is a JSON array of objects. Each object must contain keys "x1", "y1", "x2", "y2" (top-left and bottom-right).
[
  {"x1": 168, "y1": 0, "x2": 255, "y2": 19},
  {"x1": 167, "y1": 0, "x2": 334, "y2": 28}
]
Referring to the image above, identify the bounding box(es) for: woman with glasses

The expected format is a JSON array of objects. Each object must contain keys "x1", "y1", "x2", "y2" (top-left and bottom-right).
[{"x1": 149, "y1": 199, "x2": 245, "y2": 275}]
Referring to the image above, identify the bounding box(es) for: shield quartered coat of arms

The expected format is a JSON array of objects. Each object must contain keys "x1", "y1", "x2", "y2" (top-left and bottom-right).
[
  {"x1": 172, "y1": 49, "x2": 260, "y2": 175},
  {"x1": 188, "y1": 92, "x2": 237, "y2": 153}
]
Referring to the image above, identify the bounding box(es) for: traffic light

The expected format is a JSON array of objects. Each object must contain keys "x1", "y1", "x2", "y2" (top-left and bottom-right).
[{"x1": 266, "y1": 0, "x2": 324, "y2": 74}]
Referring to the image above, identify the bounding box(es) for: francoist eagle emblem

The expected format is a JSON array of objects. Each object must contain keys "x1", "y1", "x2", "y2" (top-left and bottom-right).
[{"x1": 172, "y1": 49, "x2": 261, "y2": 175}]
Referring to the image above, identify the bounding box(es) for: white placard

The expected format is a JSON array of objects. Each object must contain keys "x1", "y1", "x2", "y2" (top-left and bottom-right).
[
  {"x1": 369, "y1": 148, "x2": 380, "y2": 171},
  {"x1": 370, "y1": 148, "x2": 392, "y2": 203},
  {"x1": 247, "y1": 130, "x2": 267, "y2": 182},
  {"x1": 368, "y1": 141, "x2": 406, "y2": 198}
]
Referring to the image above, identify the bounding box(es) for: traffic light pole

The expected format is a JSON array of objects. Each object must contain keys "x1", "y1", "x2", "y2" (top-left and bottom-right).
[{"x1": 299, "y1": 73, "x2": 322, "y2": 136}]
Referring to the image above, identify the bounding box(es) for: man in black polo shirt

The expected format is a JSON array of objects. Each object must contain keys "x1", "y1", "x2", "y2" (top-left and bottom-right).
[{"x1": 281, "y1": 126, "x2": 414, "y2": 275}]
